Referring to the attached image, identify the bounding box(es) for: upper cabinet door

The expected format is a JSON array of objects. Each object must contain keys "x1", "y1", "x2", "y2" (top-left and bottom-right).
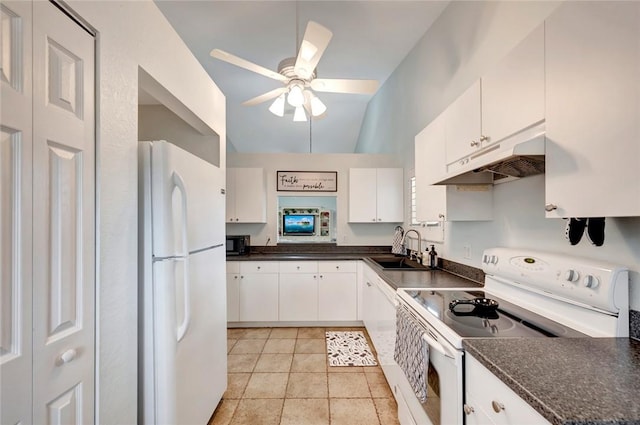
[
  {"x1": 481, "y1": 23, "x2": 545, "y2": 146},
  {"x1": 348, "y1": 168, "x2": 403, "y2": 223},
  {"x1": 226, "y1": 168, "x2": 267, "y2": 223},
  {"x1": 375, "y1": 168, "x2": 404, "y2": 223},
  {"x1": 444, "y1": 80, "x2": 481, "y2": 164},
  {"x1": 545, "y1": 1, "x2": 640, "y2": 217}
]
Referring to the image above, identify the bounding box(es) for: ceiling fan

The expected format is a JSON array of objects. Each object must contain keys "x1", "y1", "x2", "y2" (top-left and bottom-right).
[{"x1": 210, "y1": 21, "x2": 379, "y2": 121}]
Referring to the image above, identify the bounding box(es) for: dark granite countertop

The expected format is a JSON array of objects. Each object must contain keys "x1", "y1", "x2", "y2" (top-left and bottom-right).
[
  {"x1": 463, "y1": 338, "x2": 640, "y2": 425},
  {"x1": 227, "y1": 251, "x2": 483, "y2": 290}
]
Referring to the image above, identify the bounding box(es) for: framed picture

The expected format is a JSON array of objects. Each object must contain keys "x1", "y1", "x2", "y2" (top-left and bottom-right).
[{"x1": 277, "y1": 171, "x2": 337, "y2": 192}]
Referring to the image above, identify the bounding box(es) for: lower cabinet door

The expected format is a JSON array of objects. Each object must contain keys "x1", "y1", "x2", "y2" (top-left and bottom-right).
[
  {"x1": 279, "y1": 273, "x2": 318, "y2": 321},
  {"x1": 226, "y1": 273, "x2": 240, "y2": 321},
  {"x1": 318, "y1": 273, "x2": 357, "y2": 321},
  {"x1": 239, "y1": 273, "x2": 279, "y2": 321}
]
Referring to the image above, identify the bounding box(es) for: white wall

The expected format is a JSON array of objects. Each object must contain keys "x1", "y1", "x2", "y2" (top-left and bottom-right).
[
  {"x1": 356, "y1": 0, "x2": 640, "y2": 311},
  {"x1": 66, "y1": 1, "x2": 225, "y2": 423},
  {"x1": 227, "y1": 153, "x2": 403, "y2": 246}
]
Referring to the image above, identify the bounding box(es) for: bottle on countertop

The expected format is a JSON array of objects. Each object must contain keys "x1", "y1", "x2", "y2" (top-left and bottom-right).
[{"x1": 428, "y1": 245, "x2": 438, "y2": 269}]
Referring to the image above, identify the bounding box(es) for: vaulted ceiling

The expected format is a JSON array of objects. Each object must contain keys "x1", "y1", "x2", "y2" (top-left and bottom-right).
[{"x1": 155, "y1": 1, "x2": 448, "y2": 153}]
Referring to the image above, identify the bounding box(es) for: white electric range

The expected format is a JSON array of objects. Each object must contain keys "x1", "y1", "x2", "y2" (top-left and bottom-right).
[{"x1": 394, "y1": 247, "x2": 629, "y2": 425}]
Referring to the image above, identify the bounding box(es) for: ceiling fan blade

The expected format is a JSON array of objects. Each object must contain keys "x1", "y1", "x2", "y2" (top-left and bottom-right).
[
  {"x1": 242, "y1": 87, "x2": 288, "y2": 106},
  {"x1": 294, "y1": 21, "x2": 333, "y2": 80},
  {"x1": 311, "y1": 78, "x2": 379, "y2": 94},
  {"x1": 210, "y1": 49, "x2": 287, "y2": 82}
]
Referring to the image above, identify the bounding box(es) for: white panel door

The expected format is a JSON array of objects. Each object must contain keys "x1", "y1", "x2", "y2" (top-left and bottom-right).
[
  {"x1": 0, "y1": 2, "x2": 33, "y2": 424},
  {"x1": 31, "y1": 2, "x2": 95, "y2": 424}
]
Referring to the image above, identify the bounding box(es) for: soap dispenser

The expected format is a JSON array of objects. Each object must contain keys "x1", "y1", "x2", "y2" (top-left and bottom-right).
[{"x1": 428, "y1": 245, "x2": 438, "y2": 269}]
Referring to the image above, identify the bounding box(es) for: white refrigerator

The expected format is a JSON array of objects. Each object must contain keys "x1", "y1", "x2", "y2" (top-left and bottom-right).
[{"x1": 139, "y1": 140, "x2": 227, "y2": 424}]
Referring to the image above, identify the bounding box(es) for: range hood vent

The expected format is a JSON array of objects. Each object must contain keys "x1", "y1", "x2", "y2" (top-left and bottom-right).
[
  {"x1": 477, "y1": 154, "x2": 545, "y2": 182},
  {"x1": 434, "y1": 123, "x2": 545, "y2": 185}
]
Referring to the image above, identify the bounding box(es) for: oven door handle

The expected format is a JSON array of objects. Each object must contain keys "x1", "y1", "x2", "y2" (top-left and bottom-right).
[{"x1": 422, "y1": 333, "x2": 455, "y2": 359}]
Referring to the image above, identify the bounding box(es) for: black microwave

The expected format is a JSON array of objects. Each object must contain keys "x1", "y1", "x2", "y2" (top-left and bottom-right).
[{"x1": 226, "y1": 235, "x2": 250, "y2": 256}]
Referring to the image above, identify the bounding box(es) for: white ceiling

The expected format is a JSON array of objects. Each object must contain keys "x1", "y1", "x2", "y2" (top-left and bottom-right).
[{"x1": 155, "y1": 1, "x2": 448, "y2": 153}]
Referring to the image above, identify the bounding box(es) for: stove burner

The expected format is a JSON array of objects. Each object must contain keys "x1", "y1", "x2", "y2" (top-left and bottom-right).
[{"x1": 444, "y1": 310, "x2": 517, "y2": 334}]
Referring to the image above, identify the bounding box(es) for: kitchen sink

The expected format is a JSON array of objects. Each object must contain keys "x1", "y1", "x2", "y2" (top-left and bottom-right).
[{"x1": 370, "y1": 257, "x2": 429, "y2": 270}]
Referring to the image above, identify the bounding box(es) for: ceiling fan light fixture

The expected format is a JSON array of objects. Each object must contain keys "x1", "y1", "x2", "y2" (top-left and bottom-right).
[
  {"x1": 293, "y1": 106, "x2": 307, "y2": 122},
  {"x1": 268, "y1": 93, "x2": 285, "y2": 117},
  {"x1": 310, "y1": 95, "x2": 327, "y2": 117},
  {"x1": 287, "y1": 83, "x2": 305, "y2": 107}
]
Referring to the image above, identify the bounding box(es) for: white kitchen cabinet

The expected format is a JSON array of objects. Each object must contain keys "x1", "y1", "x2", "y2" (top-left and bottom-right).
[
  {"x1": 444, "y1": 80, "x2": 482, "y2": 165},
  {"x1": 226, "y1": 167, "x2": 267, "y2": 223},
  {"x1": 465, "y1": 354, "x2": 550, "y2": 425},
  {"x1": 545, "y1": 2, "x2": 640, "y2": 217},
  {"x1": 279, "y1": 261, "x2": 318, "y2": 321},
  {"x1": 444, "y1": 24, "x2": 545, "y2": 167},
  {"x1": 415, "y1": 115, "x2": 493, "y2": 222},
  {"x1": 481, "y1": 23, "x2": 545, "y2": 147},
  {"x1": 318, "y1": 261, "x2": 358, "y2": 321},
  {"x1": 349, "y1": 168, "x2": 404, "y2": 223},
  {"x1": 226, "y1": 261, "x2": 240, "y2": 322},
  {"x1": 238, "y1": 261, "x2": 279, "y2": 321}
]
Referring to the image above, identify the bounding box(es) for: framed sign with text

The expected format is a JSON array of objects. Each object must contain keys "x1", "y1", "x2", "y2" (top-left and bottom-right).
[{"x1": 276, "y1": 171, "x2": 337, "y2": 192}]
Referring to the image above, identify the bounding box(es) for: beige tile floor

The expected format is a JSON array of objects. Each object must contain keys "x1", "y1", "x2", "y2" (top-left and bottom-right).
[{"x1": 209, "y1": 327, "x2": 400, "y2": 425}]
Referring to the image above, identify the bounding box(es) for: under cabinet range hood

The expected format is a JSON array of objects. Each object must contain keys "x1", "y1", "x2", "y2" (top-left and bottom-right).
[{"x1": 434, "y1": 123, "x2": 546, "y2": 185}]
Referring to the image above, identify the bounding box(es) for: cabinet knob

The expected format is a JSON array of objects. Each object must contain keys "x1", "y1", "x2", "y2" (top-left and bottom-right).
[
  {"x1": 480, "y1": 135, "x2": 489, "y2": 142},
  {"x1": 463, "y1": 404, "x2": 475, "y2": 415},
  {"x1": 377, "y1": 218, "x2": 382, "y2": 221},
  {"x1": 57, "y1": 348, "x2": 77, "y2": 366},
  {"x1": 470, "y1": 140, "x2": 480, "y2": 147},
  {"x1": 257, "y1": 266, "x2": 261, "y2": 270},
  {"x1": 438, "y1": 214, "x2": 445, "y2": 219},
  {"x1": 335, "y1": 266, "x2": 340, "y2": 270},
  {"x1": 544, "y1": 204, "x2": 558, "y2": 212},
  {"x1": 491, "y1": 401, "x2": 505, "y2": 413},
  {"x1": 234, "y1": 275, "x2": 238, "y2": 279},
  {"x1": 372, "y1": 218, "x2": 376, "y2": 222},
  {"x1": 366, "y1": 281, "x2": 372, "y2": 287},
  {"x1": 296, "y1": 266, "x2": 300, "y2": 270}
]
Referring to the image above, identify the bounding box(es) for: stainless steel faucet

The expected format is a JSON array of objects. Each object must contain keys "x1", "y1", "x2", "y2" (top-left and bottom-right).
[{"x1": 401, "y1": 229, "x2": 422, "y2": 263}]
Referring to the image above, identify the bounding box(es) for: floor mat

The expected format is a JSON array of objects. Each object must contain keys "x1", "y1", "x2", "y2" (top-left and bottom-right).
[{"x1": 325, "y1": 331, "x2": 378, "y2": 366}]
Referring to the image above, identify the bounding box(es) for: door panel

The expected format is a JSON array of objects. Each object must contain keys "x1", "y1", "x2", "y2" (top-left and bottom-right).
[
  {"x1": 32, "y1": 2, "x2": 95, "y2": 424},
  {"x1": 0, "y1": 2, "x2": 33, "y2": 424}
]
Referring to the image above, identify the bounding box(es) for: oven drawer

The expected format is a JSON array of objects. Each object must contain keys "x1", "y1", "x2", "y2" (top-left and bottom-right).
[{"x1": 465, "y1": 354, "x2": 550, "y2": 425}]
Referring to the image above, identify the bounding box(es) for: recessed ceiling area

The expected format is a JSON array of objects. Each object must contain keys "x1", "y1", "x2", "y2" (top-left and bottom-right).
[{"x1": 154, "y1": 1, "x2": 449, "y2": 153}]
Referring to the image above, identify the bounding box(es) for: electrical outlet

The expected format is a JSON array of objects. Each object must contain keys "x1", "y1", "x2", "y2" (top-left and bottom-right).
[{"x1": 463, "y1": 244, "x2": 471, "y2": 259}]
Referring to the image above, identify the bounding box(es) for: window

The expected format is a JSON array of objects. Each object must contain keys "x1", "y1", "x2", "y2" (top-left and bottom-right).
[
  {"x1": 410, "y1": 175, "x2": 440, "y2": 227},
  {"x1": 410, "y1": 176, "x2": 419, "y2": 226}
]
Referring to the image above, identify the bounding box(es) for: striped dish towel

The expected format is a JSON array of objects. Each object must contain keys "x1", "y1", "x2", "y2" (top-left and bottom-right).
[
  {"x1": 394, "y1": 306, "x2": 429, "y2": 402},
  {"x1": 391, "y1": 226, "x2": 406, "y2": 255}
]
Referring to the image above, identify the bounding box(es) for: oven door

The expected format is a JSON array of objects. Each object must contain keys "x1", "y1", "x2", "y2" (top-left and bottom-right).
[{"x1": 394, "y1": 307, "x2": 464, "y2": 425}]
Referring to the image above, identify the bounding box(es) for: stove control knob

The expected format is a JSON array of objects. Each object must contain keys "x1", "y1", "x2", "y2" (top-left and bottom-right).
[
  {"x1": 583, "y1": 275, "x2": 599, "y2": 289},
  {"x1": 482, "y1": 254, "x2": 489, "y2": 264},
  {"x1": 565, "y1": 269, "x2": 580, "y2": 282},
  {"x1": 490, "y1": 255, "x2": 499, "y2": 265}
]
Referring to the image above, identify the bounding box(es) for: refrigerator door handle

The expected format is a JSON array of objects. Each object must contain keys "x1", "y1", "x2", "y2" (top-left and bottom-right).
[
  {"x1": 176, "y1": 257, "x2": 191, "y2": 342},
  {"x1": 172, "y1": 172, "x2": 191, "y2": 342}
]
